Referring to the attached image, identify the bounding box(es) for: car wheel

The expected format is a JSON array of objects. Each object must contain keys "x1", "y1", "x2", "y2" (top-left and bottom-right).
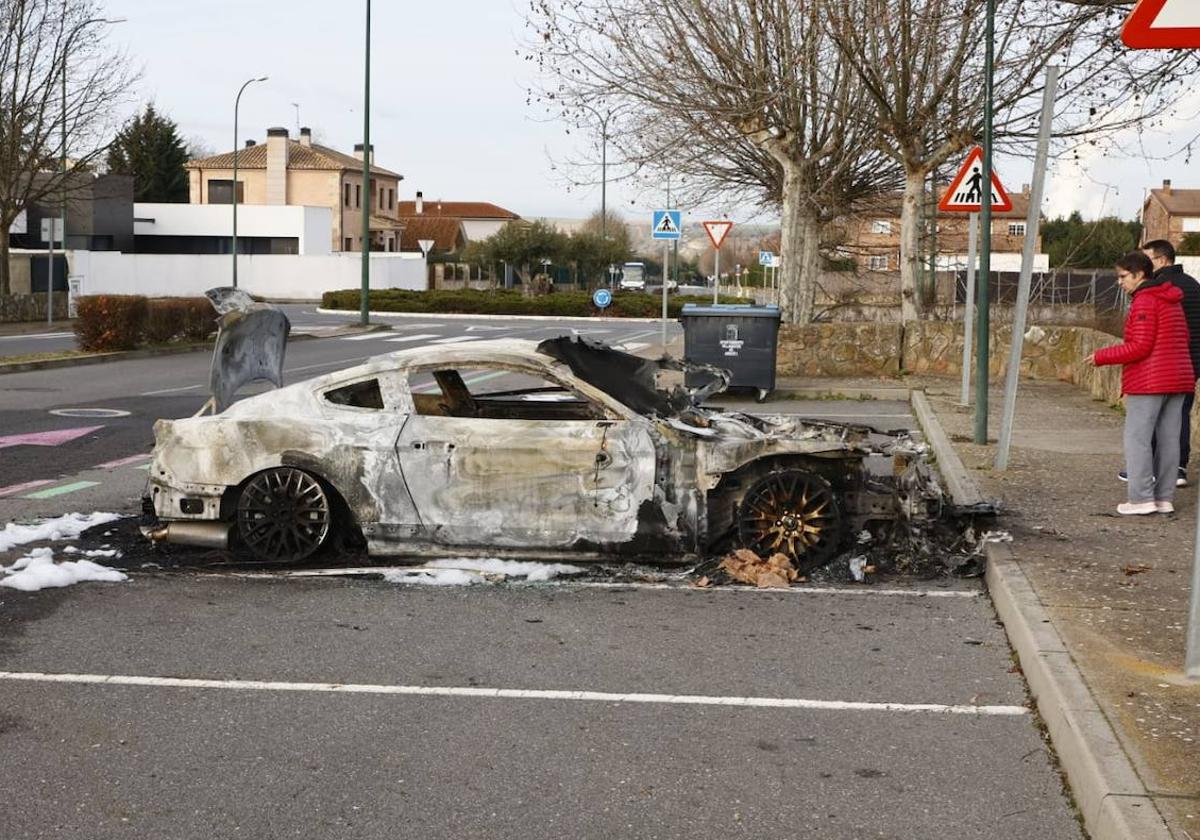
[
  {"x1": 736, "y1": 470, "x2": 843, "y2": 572},
  {"x1": 236, "y1": 467, "x2": 332, "y2": 562}
]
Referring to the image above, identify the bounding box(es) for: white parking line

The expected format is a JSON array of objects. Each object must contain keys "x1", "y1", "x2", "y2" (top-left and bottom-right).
[
  {"x1": 0, "y1": 671, "x2": 1028, "y2": 716},
  {"x1": 618, "y1": 342, "x2": 650, "y2": 352},
  {"x1": 384, "y1": 333, "x2": 440, "y2": 343},
  {"x1": 340, "y1": 332, "x2": 397, "y2": 341},
  {"x1": 430, "y1": 336, "x2": 482, "y2": 344},
  {"x1": 0, "y1": 331, "x2": 73, "y2": 341},
  {"x1": 140, "y1": 384, "x2": 203, "y2": 396}
]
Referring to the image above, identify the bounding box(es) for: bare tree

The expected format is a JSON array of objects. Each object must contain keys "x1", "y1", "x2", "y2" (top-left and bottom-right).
[
  {"x1": 0, "y1": 0, "x2": 134, "y2": 294},
  {"x1": 527, "y1": 0, "x2": 901, "y2": 323},
  {"x1": 827, "y1": 0, "x2": 1197, "y2": 321}
]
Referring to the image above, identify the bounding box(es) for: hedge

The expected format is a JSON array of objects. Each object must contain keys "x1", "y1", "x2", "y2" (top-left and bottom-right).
[
  {"x1": 74, "y1": 295, "x2": 215, "y2": 352},
  {"x1": 320, "y1": 289, "x2": 753, "y2": 319}
]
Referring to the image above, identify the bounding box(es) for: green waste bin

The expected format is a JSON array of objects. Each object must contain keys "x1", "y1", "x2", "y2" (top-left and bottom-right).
[{"x1": 679, "y1": 304, "x2": 781, "y2": 401}]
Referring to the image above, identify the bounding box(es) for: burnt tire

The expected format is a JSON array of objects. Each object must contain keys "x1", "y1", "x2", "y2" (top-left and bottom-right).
[
  {"x1": 736, "y1": 469, "x2": 843, "y2": 573},
  {"x1": 236, "y1": 468, "x2": 332, "y2": 562}
]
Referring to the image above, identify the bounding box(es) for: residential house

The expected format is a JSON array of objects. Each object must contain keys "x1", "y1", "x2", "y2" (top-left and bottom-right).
[
  {"x1": 185, "y1": 127, "x2": 404, "y2": 253},
  {"x1": 397, "y1": 192, "x2": 520, "y2": 248},
  {"x1": 838, "y1": 186, "x2": 1044, "y2": 273},
  {"x1": 1142, "y1": 180, "x2": 1200, "y2": 249}
]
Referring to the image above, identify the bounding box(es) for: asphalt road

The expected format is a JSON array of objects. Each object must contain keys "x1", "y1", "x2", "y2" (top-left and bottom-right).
[{"x1": 0, "y1": 335, "x2": 1085, "y2": 839}]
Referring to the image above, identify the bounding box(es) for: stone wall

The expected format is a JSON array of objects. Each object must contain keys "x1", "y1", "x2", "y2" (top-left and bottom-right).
[
  {"x1": 777, "y1": 323, "x2": 903, "y2": 377},
  {"x1": 0, "y1": 293, "x2": 69, "y2": 323}
]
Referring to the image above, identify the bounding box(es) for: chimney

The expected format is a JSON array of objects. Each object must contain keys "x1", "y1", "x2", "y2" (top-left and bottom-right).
[
  {"x1": 415, "y1": 190, "x2": 423, "y2": 215},
  {"x1": 1163, "y1": 179, "x2": 1173, "y2": 194},
  {"x1": 245, "y1": 139, "x2": 256, "y2": 148},
  {"x1": 353, "y1": 142, "x2": 374, "y2": 164},
  {"x1": 265, "y1": 127, "x2": 289, "y2": 205},
  {"x1": 299, "y1": 127, "x2": 312, "y2": 148},
  {"x1": 1021, "y1": 183, "x2": 1030, "y2": 195}
]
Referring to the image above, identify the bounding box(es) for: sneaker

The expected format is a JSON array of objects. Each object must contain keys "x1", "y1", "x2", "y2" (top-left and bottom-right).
[
  {"x1": 1155, "y1": 501, "x2": 1175, "y2": 513},
  {"x1": 1178, "y1": 469, "x2": 1188, "y2": 488},
  {"x1": 1117, "y1": 501, "x2": 1158, "y2": 515},
  {"x1": 1118, "y1": 470, "x2": 1128, "y2": 482}
]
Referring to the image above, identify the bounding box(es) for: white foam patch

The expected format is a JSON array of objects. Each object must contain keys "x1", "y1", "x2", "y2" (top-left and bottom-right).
[
  {"x1": 382, "y1": 558, "x2": 585, "y2": 586},
  {"x1": 0, "y1": 512, "x2": 121, "y2": 553},
  {"x1": 1, "y1": 547, "x2": 128, "y2": 592}
]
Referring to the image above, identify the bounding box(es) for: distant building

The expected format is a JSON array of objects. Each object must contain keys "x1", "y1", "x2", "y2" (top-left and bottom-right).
[
  {"x1": 8, "y1": 173, "x2": 134, "y2": 252},
  {"x1": 1142, "y1": 180, "x2": 1200, "y2": 249},
  {"x1": 185, "y1": 127, "x2": 403, "y2": 253},
  {"x1": 397, "y1": 193, "x2": 520, "y2": 248},
  {"x1": 837, "y1": 186, "x2": 1044, "y2": 273}
]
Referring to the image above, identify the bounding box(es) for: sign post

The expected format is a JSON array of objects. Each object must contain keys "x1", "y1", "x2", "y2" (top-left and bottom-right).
[
  {"x1": 1121, "y1": 0, "x2": 1200, "y2": 681},
  {"x1": 41, "y1": 218, "x2": 63, "y2": 326},
  {"x1": 960, "y1": 213, "x2": 978, "y2": 406},
  {"x1": 703, "y1": 220, "x2": 733, "y2": 304},
  {"x1": 653, "y1": 209, "x2": 682, "y2": 348}
]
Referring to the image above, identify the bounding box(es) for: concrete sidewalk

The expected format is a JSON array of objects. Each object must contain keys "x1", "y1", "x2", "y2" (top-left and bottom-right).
[{"x1": 837, "y1": 375, "x2": 1199, "y2": 840}]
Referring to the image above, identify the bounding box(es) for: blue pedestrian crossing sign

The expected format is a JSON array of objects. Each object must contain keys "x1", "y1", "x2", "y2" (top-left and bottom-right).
[
  {"x1": 592, "y1": 288, "x2": 612, "y2": 309},
  {"x1": 652, "y1": 209, "x2": 682, "y2": 240}
]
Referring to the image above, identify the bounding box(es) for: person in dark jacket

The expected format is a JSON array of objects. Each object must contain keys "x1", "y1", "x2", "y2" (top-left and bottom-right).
[
  {"x1": 1089, "y1": 251, "x2": 1194, "y2": 515},
  {"x1": 1143, "y1": 239, "x2": 1200, "y2": 486}
]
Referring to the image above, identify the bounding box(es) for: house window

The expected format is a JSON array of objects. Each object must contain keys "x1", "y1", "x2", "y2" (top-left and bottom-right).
[
  {"x1": 355, "y1": 184, "x2": 361, "y2": 208},
  {"x1": 388, "y1": 188, "x2": 394, "y2": 210},
  {"x1": 868, "y1": 255, "x2": 889, "y2": 271},
  {"x1": 344, "y1": 183, "x2": 351, "y2": 207},
  {"x1": 379, "y1": 187, "x2": 384, "y2": 210},
  {"x1": 344, "y1": 237, "x2": 353, "y2": 251},
  {"x1": 1008, "y1": 222, "x2": 1026, "y2": 236},
  {"x1": 871, "y1": 220, "x2": 891, "y2": 235},
  {"x1": 208, "y1": 180, "x2": 244, "y2": 205}
]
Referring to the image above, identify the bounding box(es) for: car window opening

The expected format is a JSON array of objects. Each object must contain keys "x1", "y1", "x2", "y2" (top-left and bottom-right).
[
  {"x1": 324, "y1": 378, "x2": 385, "y2": 409},
  {"x1": 410, "y1": 367, "x2": 607, "y2": 421}
]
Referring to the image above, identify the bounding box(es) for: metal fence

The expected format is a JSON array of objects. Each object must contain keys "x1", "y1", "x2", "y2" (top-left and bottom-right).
[{"x1": 954, "y1": 269, "x2": 1127, "y2": 312}]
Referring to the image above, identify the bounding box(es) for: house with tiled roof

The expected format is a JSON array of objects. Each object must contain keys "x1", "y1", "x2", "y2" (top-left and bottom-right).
[
  {"x1": 397, "y1": 192, "x2": 520, "y2": 247},
  {"x1": 1142, "y1": 180, "x2": 1200, "y2": 250},
  {"x1": 185, "y1": 127, "x2": 404, "y2": 253}
]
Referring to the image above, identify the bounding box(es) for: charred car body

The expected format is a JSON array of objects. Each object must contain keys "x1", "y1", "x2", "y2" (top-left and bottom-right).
[{"x1": 145, "y1": 308, "x2": 943, "y2": 571}]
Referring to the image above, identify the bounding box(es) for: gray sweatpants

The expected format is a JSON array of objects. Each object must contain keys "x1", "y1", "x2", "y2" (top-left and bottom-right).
[{"x1": 1125, "y1": 393, "x2": 1187, "y2": 503}]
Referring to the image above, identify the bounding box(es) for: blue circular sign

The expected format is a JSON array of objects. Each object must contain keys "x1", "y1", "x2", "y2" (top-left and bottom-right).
[{"x1": 593, "y1": 288, "x2": 613, "y2": 309}]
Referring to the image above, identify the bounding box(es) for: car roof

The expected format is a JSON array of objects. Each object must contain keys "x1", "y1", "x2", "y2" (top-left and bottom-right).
[{"x1": 359, "y1": 337, "x2": 555, "y2": 372}]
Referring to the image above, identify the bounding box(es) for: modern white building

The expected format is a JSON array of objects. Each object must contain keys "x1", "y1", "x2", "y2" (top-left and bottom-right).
[{"x1": 134, "y1": 203, "x2": 333, "y2": 256}]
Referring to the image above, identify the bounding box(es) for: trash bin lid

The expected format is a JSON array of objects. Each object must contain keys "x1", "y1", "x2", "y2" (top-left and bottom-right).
[{"x1": 679, "y1": 304, "x2": 781, "y2": 319}]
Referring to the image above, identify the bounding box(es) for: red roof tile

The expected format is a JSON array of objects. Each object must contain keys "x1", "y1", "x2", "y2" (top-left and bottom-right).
[{"x1": 396, "y1": 201, "x2": 519, "y2": 220}]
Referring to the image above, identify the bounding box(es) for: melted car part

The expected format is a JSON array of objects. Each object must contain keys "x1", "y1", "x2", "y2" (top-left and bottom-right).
[
  {"x1": 536, "y1": 335, "x2": 730, "y2": 417},
  {"x1": 204, "y1": 286, "x2": 290, "y2": 413}
]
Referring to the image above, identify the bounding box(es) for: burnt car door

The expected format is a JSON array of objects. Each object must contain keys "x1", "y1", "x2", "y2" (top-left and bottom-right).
[{"x1": 394, "y1": 364, "x2": 661, "y2": 551}]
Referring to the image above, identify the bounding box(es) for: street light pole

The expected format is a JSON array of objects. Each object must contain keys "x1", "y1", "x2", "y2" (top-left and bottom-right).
[
  {"x1": 974, "y1": 0, "x2": 996, "y2": 445},
  {"x1": 232, "y1": 75, "x2": 267, "y2": 289},
  {"x1": 56, "y1": 16, "x2": 124, "y2": 324},
  {"x1": 360, "y1": 0, "x2": 371, "y2": 326},
  {"x1": 578, "y1": 104, "x2": 623, "y2": 242}
]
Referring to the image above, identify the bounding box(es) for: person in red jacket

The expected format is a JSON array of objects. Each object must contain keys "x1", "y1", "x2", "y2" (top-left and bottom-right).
[{"x1": 1088, "y1": 251, "x2": 1195, "y2": 515}]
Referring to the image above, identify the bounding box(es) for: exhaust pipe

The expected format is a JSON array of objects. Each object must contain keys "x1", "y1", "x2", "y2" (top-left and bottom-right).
[{"x1": 144, "y1": 521, "x2": 230, "y2": 549}]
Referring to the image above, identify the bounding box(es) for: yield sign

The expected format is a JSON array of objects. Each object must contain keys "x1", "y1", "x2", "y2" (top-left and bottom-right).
[
  {"x1": 1122, "y1": 0, "x2": 1200, "y2": 49},
  {"x1": 702, "y1": 220, "x2": 733, "y2": 249},
  {"x1": 938, "y1": 146, "x2": 1013, "y2": 213}
]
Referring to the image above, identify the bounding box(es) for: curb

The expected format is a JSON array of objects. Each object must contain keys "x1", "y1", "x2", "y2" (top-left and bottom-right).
[
  {"x1": 987, "y1": 546, "x2": 1173, "y2": 840},
  {"x1": 771, "y1": 385, "x2": 911, "y2": 402},
  {"x1": 316, "y1": 307, "x2": 668, "y2": 325},
  {"x1": 914, "y1": 390, "x2": 1173, "y2": 840},
  {"x1": 0, "y1": 331, "x2": 339, "y2": 376}
]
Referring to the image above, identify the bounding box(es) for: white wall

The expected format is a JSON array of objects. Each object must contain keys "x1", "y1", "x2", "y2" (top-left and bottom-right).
[
  {"x1": 461, "y1": 219, "x2": 507, "y2": 242},
  {"x1": 70, "y1": 251, "x2": 427, "y2": 300},
  {"x1": 937, "y1": 253, "x2": 1051, "y2": 273},
  {"x1": 134, "y1": 203, "x2": 333, "y2": 255}
]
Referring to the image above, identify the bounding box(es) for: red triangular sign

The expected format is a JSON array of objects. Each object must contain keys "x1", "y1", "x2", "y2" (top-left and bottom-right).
[
  {"x1": 1122, "y1": 0, "x2": 1200, "y2": 49},
  {"x1": 938, "y1": 147, "x2": 1013, "y2": 213},
  {"x1": 702, "y1": 220, "x2": 734, "y2": 249}
]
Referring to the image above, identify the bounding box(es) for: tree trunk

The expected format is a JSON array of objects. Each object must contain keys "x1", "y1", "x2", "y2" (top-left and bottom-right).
[
  {"x1": 899, "y1": 167, "x2": 926, "y2": 323},
  {"x1": 0, "y1": 232, "x2": 10, "y2": 297},
  {"x1": 777, "y1": 164, "x2": 819, "y2": 324}
]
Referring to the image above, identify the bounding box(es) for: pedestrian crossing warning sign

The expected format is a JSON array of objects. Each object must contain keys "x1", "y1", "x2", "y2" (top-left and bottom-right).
[
  {"x1": 1122, "y1": 0, "x2": 1200, "y2": 49},
  {"x1": 938, "y1": 146, "x2": 1013, "y2": 213},
  {"x1": 652, "y1": 209, "x2": 682, "y2": 240}
]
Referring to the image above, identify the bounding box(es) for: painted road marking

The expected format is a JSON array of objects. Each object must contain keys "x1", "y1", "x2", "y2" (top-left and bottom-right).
[
  {"x1": 430, "y1": 336, "x2": 483, "y2": 344},
  {"x1": 619, "y1": 342, "x2": 650, "y2": 352},
  {"x1": 0, "y1": 671, "x2": 1028, "y2": 716},
  {"x1": 0, "y1": 331, "x2": 73, "y2": 341},
  {"x1": 384, "y1": 333, "x2": 440, "y2": 344},
  {"x1": 0, "y1": 479, "x2": 55, "y2": 498},
  {"x1": 22, "y1": 480, "x2": 101, "y2": 499},
  {"x1": 0, "y1": 425, "x2": 104, "y2": 449},
  {"x1": 95, "y1": 453, "x2": 151, "y2": 469},
  {"x1": 49, "y1": 408, "x2": 129, "y2": 418},
  {"x1": 140, "y1": 384, "x2": 203, "y2": 396},
  {"x1": 340, "y1": 332, "x2": 398, "y2": 341},
  {"x1": 285, "y1": 357, "x2": 370, "y2": 375}
]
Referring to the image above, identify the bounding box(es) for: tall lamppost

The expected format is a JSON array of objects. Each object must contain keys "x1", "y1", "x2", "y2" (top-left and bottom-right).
[
  {"x1": 232, "y1": 75, "x2": 268, "y2": 289},
  {"x1": 578, "y1": 104, "x2": 624, "y2": 241},
  {"x1": 55, "y1": 15, "x2": 124, "y2": 325},
  {"x1": 974, "y1": 0, "x2": 996, "y2": 445},
  {"x1": 360, "y1": 0, "x2": 372, "y2": 326}
]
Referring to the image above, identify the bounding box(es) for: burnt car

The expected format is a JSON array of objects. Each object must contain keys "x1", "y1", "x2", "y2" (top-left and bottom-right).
[{"x1": 145, "y1": 334, "x2": 941, "y2": 571}]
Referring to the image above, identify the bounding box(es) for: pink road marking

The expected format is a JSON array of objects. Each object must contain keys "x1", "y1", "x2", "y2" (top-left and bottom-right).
[
  {"x1": 95, "y1": 453, "x2": 152, "y2": 469},
  {"x1": 0, "y1": 479, "x2": 55, "y2": 498},
  {"x1": 0, "y1": 425, "x2": 105, "y2": 449}
]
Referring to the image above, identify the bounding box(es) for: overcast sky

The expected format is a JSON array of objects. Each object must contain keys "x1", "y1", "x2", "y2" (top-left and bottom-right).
[{"x1": 104, "y1": 0, "x2": 1198, "y2": 227}]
